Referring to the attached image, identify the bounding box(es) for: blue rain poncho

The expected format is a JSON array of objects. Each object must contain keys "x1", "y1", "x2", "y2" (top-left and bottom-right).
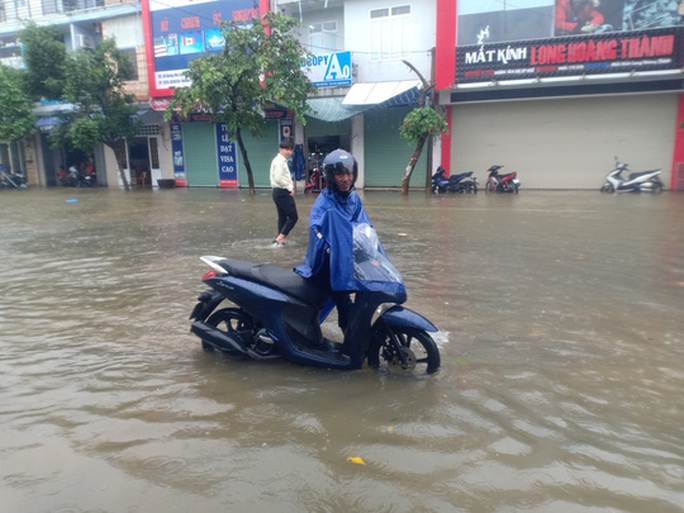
[{"x1": 294, "y1": 188, "x2": 405, "y2": 295}]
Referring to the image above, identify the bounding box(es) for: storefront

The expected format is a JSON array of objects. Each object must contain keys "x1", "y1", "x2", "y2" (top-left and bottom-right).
[{"x1": 435, "y1": 0, "x2": 684, "y2": 190}]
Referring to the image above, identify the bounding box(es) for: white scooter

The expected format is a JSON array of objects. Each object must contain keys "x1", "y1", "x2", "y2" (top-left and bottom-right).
[{"x1": 600, "y1": 158, "x2": 663, "y2": 194}]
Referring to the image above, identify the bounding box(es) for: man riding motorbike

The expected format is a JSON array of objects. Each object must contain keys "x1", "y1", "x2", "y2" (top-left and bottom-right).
[{"x1": 294, "y1": 149, "x2": 404, "y2": 366}]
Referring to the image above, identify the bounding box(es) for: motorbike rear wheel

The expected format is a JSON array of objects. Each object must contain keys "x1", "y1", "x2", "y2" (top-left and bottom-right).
[
  {"x1": 466, "y1": 181, "x2": 478, "y2": 194},
  {"x1": 203, "y1": 307, "x2": 255, "y2": 354},
  {"x1": 368, "y1": 322, "x2": 440, "y2": 375}
]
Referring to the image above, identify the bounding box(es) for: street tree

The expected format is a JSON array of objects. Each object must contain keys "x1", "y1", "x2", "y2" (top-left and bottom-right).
[
  {"x1": 399, "y1": 60, "x2": 448, "y2": 195},
  {"x1": 0, "y1": 65, "x2": 35, "y2": 147},
  {"x1": 18, "y1": 21, "x2": 66, "y2": 100},
  {"x1": 56, "y1": 38, "x2": 140, "y2": 190},
  {"x1": 165, "y1": 11, "x2": 314, "y2": 194}
]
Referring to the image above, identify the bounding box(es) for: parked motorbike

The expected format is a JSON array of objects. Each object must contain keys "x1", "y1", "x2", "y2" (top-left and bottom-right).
[
  {"x1": 66, "y1": 166, "x2": 95, "y2": 187},
  {"x1": 484, "y1": 165, "x2": 520, "y2": 193},
  {"x1": 304, "y1": 165, "x2": 326, "y2": 193},
  {"x1": 600, "y1": 158, "x2": 663, "y2": 193},
  {"x1": 431, "y1": 166, "x2": 478, "y2": 194},
  {"x1": 431, "y1": 166, "x2": 451, "y2": 193},
  {"x1": 189, "y1": 223, "x2": 441, "y2": 375},
  {"x1": 0, "y1": 166, "x2": 29, "y2": 189}
]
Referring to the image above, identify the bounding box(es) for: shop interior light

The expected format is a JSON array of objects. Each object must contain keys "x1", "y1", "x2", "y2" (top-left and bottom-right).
[
  {"x1": 455, "y1": 82, "x2": 495, "y2": 89},
  {"x1": 585, "y1": 72, "x2": 632, "y2": 80},
  {"x1": 539, "y1": 76, "x2": 584, "y2": 83},
  {"x1": 632, "y1": 69, "x2": 683, "y2": 77}
]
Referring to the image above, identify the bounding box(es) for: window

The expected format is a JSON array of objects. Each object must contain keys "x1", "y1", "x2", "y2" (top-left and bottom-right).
[
  {"x1": 370, "y1": 4, "x2": 411, "y2": 61},
  {"x1": 309, "y1": 21, "x2": 338, "y2": 53}
]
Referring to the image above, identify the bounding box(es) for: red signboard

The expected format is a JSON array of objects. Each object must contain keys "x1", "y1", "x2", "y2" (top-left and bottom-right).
[{"x1": 456, "y1": 27, "x2": 683, "y2": 84}]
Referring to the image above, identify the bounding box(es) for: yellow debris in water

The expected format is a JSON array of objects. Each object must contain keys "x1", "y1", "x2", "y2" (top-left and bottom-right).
[{"x1": 346, "y1": 456, "x2": 366, "y2": 465}]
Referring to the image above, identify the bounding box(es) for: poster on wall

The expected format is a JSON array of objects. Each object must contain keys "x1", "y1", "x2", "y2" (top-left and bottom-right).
[
  {"x1": 456, "y1": 0, "x2": 684, "y2": 83},
  {"x1": 141, "y1": 0, "x2": 261, "y2": 97},
  {"x1": 457, "y1": 0, "x2": 684, "y2": 46},
  {"x1": 170, "y1": 123, "x2": 187, "y2": 186},
  {"x1": 216, "y1": 123, "x2": 238, "y2": 188}
]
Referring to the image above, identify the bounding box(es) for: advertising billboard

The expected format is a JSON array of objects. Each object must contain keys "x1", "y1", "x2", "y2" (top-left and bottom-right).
[
  {"x1": 456, "y1": 0, "x2": 684, "y2": 83},
  {"x1": 142, "y1": 0, "x2": 264, "y2": 97}
]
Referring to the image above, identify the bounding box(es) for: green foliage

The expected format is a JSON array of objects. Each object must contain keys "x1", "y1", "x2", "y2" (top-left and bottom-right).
[
  {"x1": 165, "y1": 11, "x2": 315, "y2": 192},
  {"x1": 18, "y1": 21, "x2": 67, "y2": 100},
  {"x1": 165, "y1": 11, "x2": 314, "y2": 133},
  {"x1": 57, "y1": 38, "x2": 139, "y2": 154},
  {"x1": 0, "y1": 65, "x2": 35, "y2": 143},
  {"x1": 399, "y1": 107, "x2": 448, "y2": 143}
]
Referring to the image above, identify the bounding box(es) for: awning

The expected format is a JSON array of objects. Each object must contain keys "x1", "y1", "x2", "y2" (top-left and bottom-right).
[
  {"x1": 306, "y1": 81, "x2": 423, "y2": 122},
  {"x1": 305, "y1": 97, "x2": 370, "y2": 122},
  {"x1": 136, "y1": 108, "x2": 165, "y2": 124},
  {"x1": 35, "y1": 116, "x2": 63, "y2": 132},
  {"x1": 342, "y1": 80, "x2": 421, "y2": 106}
]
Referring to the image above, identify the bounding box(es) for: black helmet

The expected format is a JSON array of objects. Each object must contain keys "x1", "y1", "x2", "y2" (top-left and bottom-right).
[{"x1": 323, "y1": 149, "x2": 358, "y2": 192}]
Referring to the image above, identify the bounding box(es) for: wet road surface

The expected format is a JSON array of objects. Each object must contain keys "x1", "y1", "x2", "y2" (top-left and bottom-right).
[{"x1": 1, "y1": 187, "x2": 682, "y2": 513}]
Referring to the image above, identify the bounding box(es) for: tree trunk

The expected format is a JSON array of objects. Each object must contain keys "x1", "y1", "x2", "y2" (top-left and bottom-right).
[
  {"x1": 401, "y1": 133, "x2": 428, "y2": 195},
  {"x1": 235, "y1": 129, "x2": 255, "y2": 195},
  {"x1": 105, "y1": 140, "x2": 130, "y2": 191}
]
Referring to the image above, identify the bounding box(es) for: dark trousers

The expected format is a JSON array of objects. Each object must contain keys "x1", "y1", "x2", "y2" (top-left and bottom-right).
[
  {"x1": 272, "y1": 188, "x2": 298, "y2": 236},
  {"x1": 316, "y1": 258, "x2": 353, "y2": 331}
]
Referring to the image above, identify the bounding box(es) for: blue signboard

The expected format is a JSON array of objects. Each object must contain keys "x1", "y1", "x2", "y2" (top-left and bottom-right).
[
  {"x1": 302, "y1": 51, "x2": 353, "y2": 87},
  {"x1": 170, "y1": 123, "x2": 186, "y2": 185},
  {"x1": 216, "y1": 123, "x2": 238, "y2": 187},
  {"x1": 145, "y1": 0, "x2": 258, "y2": 95}
]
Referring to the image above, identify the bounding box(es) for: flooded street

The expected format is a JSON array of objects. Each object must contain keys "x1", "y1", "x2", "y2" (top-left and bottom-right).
[{"x1": 1, "y1": 187, "x2": 683, "y2": 513}]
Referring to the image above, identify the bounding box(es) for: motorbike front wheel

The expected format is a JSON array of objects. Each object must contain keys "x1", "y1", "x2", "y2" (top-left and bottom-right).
[
  {"x1": 203, "y1": 307, "x2": 255, "y2": 354},
  {"x1": 368, "y1": 322, "x2": 440, "y2": 375},
  {"x1": 600, "y1": 183, "x2": 615, "y2": 193}
]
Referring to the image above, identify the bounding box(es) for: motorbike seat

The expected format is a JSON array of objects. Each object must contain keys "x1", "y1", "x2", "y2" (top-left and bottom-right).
[
  {"x1": 450, "y1": 171, "x2": 473, "y2": 181},
  {"x1": 218, "y1": 258, "x2": 328, "y2": 307},
  {"x1": 628, "y1": 169, "x2": 660, "y2": 180}
]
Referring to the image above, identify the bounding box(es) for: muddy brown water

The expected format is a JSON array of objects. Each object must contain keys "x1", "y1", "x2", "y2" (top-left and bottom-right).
[{"x1": 1, "y1": 188, "x2": 682, "y2": 513}]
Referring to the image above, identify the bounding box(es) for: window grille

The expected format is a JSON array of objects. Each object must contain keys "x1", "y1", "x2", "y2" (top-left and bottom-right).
[{"x1": 137, "y1": 125, "x2": 161, "y2": 137}]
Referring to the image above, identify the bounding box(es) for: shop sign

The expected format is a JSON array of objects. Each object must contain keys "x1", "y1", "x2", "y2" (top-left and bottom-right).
[
  {"x1": 302, "y1": 51, "x2": 352, "y2": 87},
  {"x1": 216, "y1": 123, "x2": 238, "y2": 187},
  {"x1": 170, "y1": 123, "x2": 187, "y2": 185},
  {"x1": 456, "y1": 27, "x2": 683, "y2": 83}
]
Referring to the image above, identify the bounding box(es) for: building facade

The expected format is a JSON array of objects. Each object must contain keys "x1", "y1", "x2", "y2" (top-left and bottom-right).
[
  {"x1": 5, "y1": 0, "x2": 683, "y2": 190},
  {"x1": 434, "y1": 0, "x2": 684, "y2": 190}
]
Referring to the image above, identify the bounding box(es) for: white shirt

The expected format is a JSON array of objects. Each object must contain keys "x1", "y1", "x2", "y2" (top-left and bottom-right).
[{"x1": 269, "y1": 152, "x2": 293, "y2": 192}]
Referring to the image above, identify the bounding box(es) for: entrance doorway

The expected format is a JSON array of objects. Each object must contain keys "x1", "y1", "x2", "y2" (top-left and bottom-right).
[
  {"x1": 127, "y1": 136, "x2": 161, "y2": 188},
  {"x1": 114, "y1": 130, "x2": 161, "y2": 188}
]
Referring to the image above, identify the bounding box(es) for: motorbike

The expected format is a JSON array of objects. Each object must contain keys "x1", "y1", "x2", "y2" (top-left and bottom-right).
[
  {"x1": 189, "y1": 223, "x2": 441, "y2": 375},
  {"x1": 431, "y1": 166, "x2": 451, "y2": 193},
  {"x1": 431, "y1": 166, "x2": 478, "y2": 194},
  {"x1": 600, "y1": 158, "x2": 663, "y2": 193},
  {"x1": 66, "y1": 166, "x2": 95, "y2": 187},
  {"x1": 304, "y1": 165, "x2": 326, "y2": 193},
  {"x1": 0, "y1": 166, "x2": 29, "y2": 189},
  {"x1": 484, "y1": 165, "x2": 520, "y2": 193}
]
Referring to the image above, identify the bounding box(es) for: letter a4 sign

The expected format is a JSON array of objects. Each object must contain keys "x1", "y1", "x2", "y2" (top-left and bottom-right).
[{"x1": 302, "y1": 51, "x2": 352, "y2": 87}]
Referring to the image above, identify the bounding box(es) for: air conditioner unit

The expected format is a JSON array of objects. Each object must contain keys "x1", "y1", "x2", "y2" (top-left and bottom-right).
[{"x1": 76, "y1": 34, "x2": 95, "y2": 50}]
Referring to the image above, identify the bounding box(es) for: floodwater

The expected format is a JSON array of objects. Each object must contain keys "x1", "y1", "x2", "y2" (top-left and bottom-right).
[{"x1": 1, "y1": 187, "x2": 683, "y2": 513}]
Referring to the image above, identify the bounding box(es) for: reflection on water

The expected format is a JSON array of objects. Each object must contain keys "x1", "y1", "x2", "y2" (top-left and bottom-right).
[{"x1": 1, "y1": 188, "x2": 683, "y2": 512}]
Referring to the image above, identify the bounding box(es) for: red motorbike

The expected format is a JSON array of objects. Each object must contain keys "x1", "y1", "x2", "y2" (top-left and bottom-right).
[
  {"x1": 484, "y1": 165, "x2": 520, "y2": 193},
  {"x1": 304, "y1": 165, "x2": 326, "y2": 193}
]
